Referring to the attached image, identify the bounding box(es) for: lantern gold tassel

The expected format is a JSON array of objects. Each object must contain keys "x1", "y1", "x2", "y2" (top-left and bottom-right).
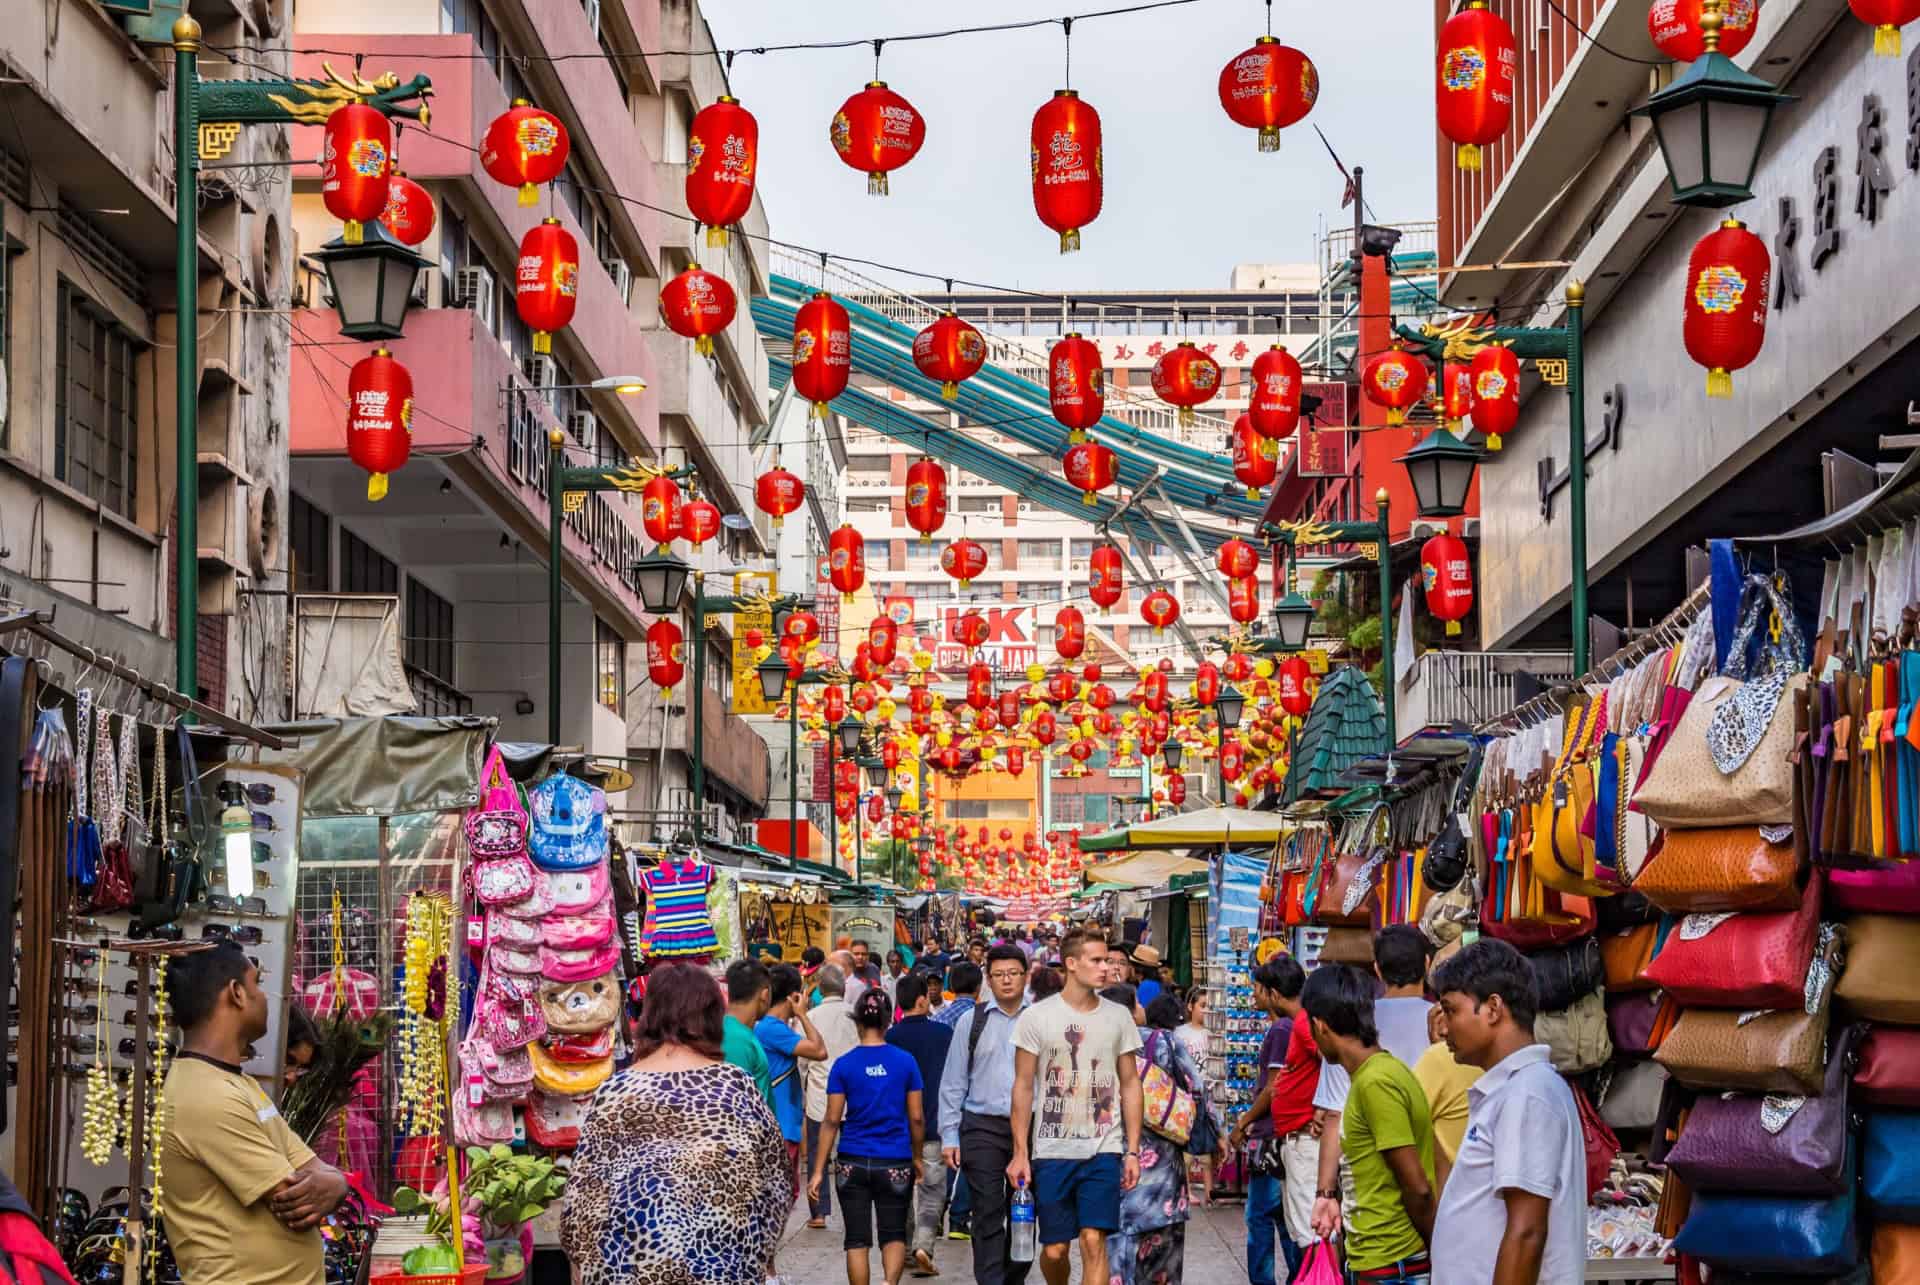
[
  {"x1": 1246, "y1": 487, "x2": 1261, "y2": 501},
  {"x1": 1706, "y1": 368, "x2": 1733, "y2": 398},
  {"x1": 367, "y1": 472, "x2": 389, "y2": 502},
  {"x1": 1387, "y1": 408, "x2": 1407, "y2": 426},
  {"x1": 518, "y1": 182, "x2": 538, "y2": 207},
  {"x1": 1456, "y1": 142, "x2": 1482, "y2": 171},
  {"x1": 1487, "y1": 433, "x2": 1503, "y2": 451},
  {"x1": 1179, "y1": 407, "x2": 1195, "y2": 428},
  {"x1": 1060, "y1": 228, "x2": 1081, "y2": 254},
  {"x1": 342, "y1": 218, "x2": 364, "y2": 246},
  {"x1": 941, "y1": 381, "x2": 959, "y2": 400},
  {"x1": 1259, "y1": 126, "x2": 1281, "y2": 153},
  {"x1": 533, "y1": 330, "x2": 552, "y2": 355},
  {"x1": 707, "y1": 226, "x2": 730, "y2": 248},
  {"x1": 812, "y1": 400, "x2": 829, "y2": 419},
  {"x1": 696, "y1": 335, "x2": 715, "y2": 357},
  {"x1": 1446, "y1": 619, "x2": 1462, "y2": 636},
  {"x1": 870, "y1": 172, "x2": 889, "y2": 196},
  {"x1": 1875, "y1": 23, "x2": 1902, "y2": 54},
  {"x1": 1082, "y1": 491, "x2": 1096, "y2": 506}
]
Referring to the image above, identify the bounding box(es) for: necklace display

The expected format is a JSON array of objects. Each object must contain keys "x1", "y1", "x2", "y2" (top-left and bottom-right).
[
  {"x1": 79, "y1": 950, "x2": 119, "y2": 1166},
  {"x1": 144, "y1": 956, "x2": 171, "y2": 1282},
  {"x1": 398, "y1": 892, "x2": 450, "y2": 1138}
]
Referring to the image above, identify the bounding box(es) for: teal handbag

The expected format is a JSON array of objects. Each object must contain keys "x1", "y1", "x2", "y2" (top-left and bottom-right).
[{"x1": 1673, "y1": 1145, "x2": 1858, "y2": 1275}]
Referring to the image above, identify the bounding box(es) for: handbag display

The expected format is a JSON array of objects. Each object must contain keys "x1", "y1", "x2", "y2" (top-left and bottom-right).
[
  {"x1": 525, "y1": 1090, "x2": 594, "y2": 1150},
  {"x1": 1536, "y1": 989, "x2": 1612, "y2": 1074},
  {"x1": 1531, "y1": 698, "x2": 1612, "y2": 896},
  {"x1": 466, "y1": 747, "x2": 531, "y2": 858},
  {"x1": 528, "y1": 773, "x2": 608, "y2": 872},
  {"x1": 1526, "y1": 937, "x2": 1604, "y2": 1012},
  {"x1": 1138, "y1": 1031, "x2": 1195, "y2": 1146},
  {"x1": 1656, "y1": 1004, "x2": 1830, "y2": 1095},
  {"x1": 1605, "y1": 990, "x2": 1664, "y2": 1058},
  {"x1": 1315, "y1": 809, "x2": 1386, "y2": 927},
  {"x1": 1317, "y1": 926, "x2": 1373, "y2": 965},
  {"x1": 1639, "y1": 878, "x2": 1830, "y2": 1010},
  {"x1": 479, "y1": 966, "x2": 547, "y2": 1050},
  {"x1": 1853, "y1": 1026, "x2": 1920, "y2": 1107},
  {"x1": 1861, "y1": 1110, "x2": 1920, "y2": 1223},
  {"x1": 1664, "y1": 1026, "x2": 1858, "y2": 1195},
  {"x1": 1632, "y1": 825, "x2": 1805, "y2": 913},
  {"x1": 527, "y1": 1041, "x2": 613, "y2": 1096},
  {"x1": 1573, "y1": 1082, "x2": 1619, "y2": 1199},
  {"x1": 1598, "y1": 923, "x2": 1657, "y2": 991},
  {"x1": 547, "y1": 861, "x2": 611, "y2": 915},
  {"x1": 1597, "y1": 1061, "x2": 1668, "y2": 1131},
  {"x1": 539, "y1": 970, "x2": 621, "y2": 1034},
  {"x1": 1872, "y1": 1225, "x2": 1920, "y2": 1282},
  {"x1": 1828, "y1": 855, "x2": 1920, "y2": 914},
  {"x1": 1835, "y1": 913, "x2": 1920, "y2": 1023},
  {"x1": 540, "y1": 943, "x2": 622, "y2": 983},
  {"x1": 1672, "y1": 1149, "x2": 1858, "y2": 1276},
  {"x1": 453, "y1": 1086, "x2": 516, "y2": 1147},
  {"x1": 544, "y1": 1027, "x2": 615, "y2": 1063},
  {"x1": 1633, "y1": 676, "x2": 1808, "y2": 831}
]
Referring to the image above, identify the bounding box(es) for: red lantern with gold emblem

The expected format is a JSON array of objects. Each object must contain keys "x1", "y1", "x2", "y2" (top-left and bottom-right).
[
  {"x1": 685, "y1": 97, "x2": 757, "y2": 244},
  {"x1": 913, "y1": 313, "x2": 986, "y2": 400},
  {"x1": 830, "y1": 81, "x2": 926, "y2": 194},
  {"x1": 1063, "y1": 440, "x2": 1117, "y2": 505},
  {"x1": 646, "y1": 618, "x2": 685, "y2": 696},
  {"x1": 1031, "y1": 90, "x2": 1102, "y2": 253},
  {"x1": 379, "y1": 173, "x2": 434, "y2": 247},
  {"x1": 1221, "y1": 738, "x2": 1246, "y2": 783},
  {"x1": 1361, "y1": 343, "x2": 1430, "y2": 426},
  {"x1": 1228, "y1": 576, "x2": 1261, "y2": 624},
  {"x1": 481, "y1": 101, "x2": 569, "y2": 207},
  {"x1": 1440, "y1": 361, "x2": 1474, "y2": 433},
  {"x1": 1684, "y1": 219, "x2": 1771, "y2": 398},
  {"x1": 792, "y1": 292, "x2": 851, "y2": 417},
  {"x1": 868, "y1": 616, "x2": 898, "y2": 665},
  {"x1": 660, "y1": 265, "x2": 737, "y2": 357},
  {"x1": 904, "y1": 458, "x2": 947, "y2": 544},
  {"x1": 1224, "y1": 652, "x2": 1254, "y2": 684},
  {"x1": 680, "y1": 497, "x2": 721, "y2": 549},
  {"x1": 1279, "y1": 655, "x2": 1313, "y2": 717},
  {"x1": 1068, "y1": 738, "x2": 1095, "y2": 765},
  {"x1": 828, "y1": 525, "x2": 865, "y2": 601},
  {"x1": 1436, "y1": 2, "x2": 1517, "y2": 171},
  {"x1": 1468, "y1": 344, "x2": 1520, "y2": 450},
  {"x1": 997, "y1": 690, "x2": 1022, "y2": 730},
  {"x1": 1141, "y1": 589, "x2": 1180, "y2": 635},
  {"x1": 1233, "y1": 415, "x2": 1278, "y2": 500},
  {"x1": 866, "y1": 793, "x2": 885, "y2": 825},
  {"x1": 1090, "y1": 544, "x2": 1124, "y2": 612},
  {"x1": 942, "y1": 539, "x2": 988, "y2": 589},
  {"x1": 753, "y1": 472, "x2": 803, "y2": 537},
  {"x1": 1006, "y1": 746, "x2": 1026, "y2": 778},
  {"x1": 1055, "y1": 606, "x2": 1087, "y2": 661},
  {"x1": 822, "y1": 684, "x2": 846, "y2": 727},
  {"x1": 1217, "y1": 37, "x2": 1319, "y2": 151},
  {"x1": 1168, "y1": 773, "x2": 1188, "y2": 806},
  {"x1": 1048, "y1": 334, "x2": 1106, "y2": 436},
  {"x1": 1249, "y1": 345, "x2": 1303, "y2": 440},
  {"x1": 516, "y1": 219, "x2": 579, "y2": 356},
  {"x1": 784, "y1": 609, "x2": 820, "y2": 651},
  {"x1": 966, "y1": 662, "x2": 993, "y2": 710},
  {"x1": 640, "y1": 475, "x2": 681, "y2": 552},
  {"x1": 954, "y1": 611, "x2": 990, "y2": 650},
  {"x1": 1151, "y1": 342, "x2": 1222, "y2": 426},
  {"x1": 1421, "y1": 532, "x2": 1474, "y2": 637},
  {"x1": 321, "y1": 103, "x2": 394, "y2": 244},
  {"x1": 1216, "y1": 538, "x2": 1258, "y2": 579},
  {"x1": 345, "y1": 348, "x2": 412, "y2": 501},
  {"x1": 1650, "y1": 0, "x2": 1759, "y2": 60},
  {"x1": 1193, "y1": 661, "x2": 1221, "y2": 708}
]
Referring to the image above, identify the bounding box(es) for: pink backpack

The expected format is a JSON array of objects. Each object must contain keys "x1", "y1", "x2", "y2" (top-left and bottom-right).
[{"x1": 478, "y1": 962, "x2": 547, "y2": 1050}]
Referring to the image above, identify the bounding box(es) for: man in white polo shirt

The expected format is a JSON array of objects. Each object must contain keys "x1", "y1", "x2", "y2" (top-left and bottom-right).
[{"x1": 1426, "y1": 939, "x2": 1586, "y2": 1285}]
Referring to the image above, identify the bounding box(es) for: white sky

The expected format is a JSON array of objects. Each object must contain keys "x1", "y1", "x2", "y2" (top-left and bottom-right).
[{"x1": 700, "y1": 0, "x2": 1436, "y2": 295}]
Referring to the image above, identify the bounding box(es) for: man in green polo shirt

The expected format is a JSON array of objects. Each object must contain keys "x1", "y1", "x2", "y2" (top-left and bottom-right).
[
  {"x1": 723, "y1": 958, "x2": 773, "y2": 1104},
  {"x1": 1302, "y1": 964, "x2": 1436, "y2": 1283}
]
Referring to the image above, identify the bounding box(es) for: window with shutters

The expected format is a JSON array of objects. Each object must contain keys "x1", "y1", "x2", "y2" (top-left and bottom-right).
[{"x1": 53, "y1": 282, "x2": 140, "y2": 520}]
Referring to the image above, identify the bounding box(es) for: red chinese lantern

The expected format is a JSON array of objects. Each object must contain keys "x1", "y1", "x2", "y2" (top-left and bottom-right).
[
  {"x1": 1193, "y1": 661, "x2": 1221, "y2": 708},
  {"x1": 1217, "y1": 37, "x2": 1319, "y2": 151},
  {"x1": 784, "y1": 610, "x2": 821, "y2": 651},
  {"x1": 1421, "y1": 532, "x2": 1474, "y2": 637},
  {"x1": 1055, "y1": 606, "x2": 1087, "y2": 660},
  {"x1": 1228, "y1": 576, "x2": 1261, "y2": 624},
  {"x1": 1068, "y1": 739, "x2": 1095, "y2": 764},
  {"x1": 1151, "y1": 342, "x2": 1223, "y2": 426},
  {"x1": 321, "y1": 103, "x2": 393, "y2": 244},
  {"x1": 1090, "y1": 544, "x2": 1124, "y2": 613},
  {"x1": 828, "y1": 525, "x2": 865, "y2": 601},
  {"x1": 345, "y1": 348, "x2": 412, "y2": 501},
  {"x1": 1030, "y1": 90, "x2": 1102, "y2": 253},
  {"x1": 913, "y1": 313, "x2": 986, "y2": 400},
  {"x1": 516, "y1": 219, "x2": 579, "y2": 357},
  {"x1": 821, "y1": 685, "x2": 846, "y2": 727},
  {"x1": 1141, "y1": 589, "x2": 1180, "y2": 635},
  {"x1": 1468, "y1": 344, "x2": 1520, "y2": 450},
  {"x1": 904, "y1": 458, "x2": 948, "y2": 544},
  {"x1": 1361, "y1": 343, "x2": 1430, "y2": 426},
  {"x1": 1649, "y1": 0, "x2": 1759, "y2": 60},
  {"x1": 954, "y1": 611, "x2": 990, "y2": 649},
  {"x1": 646, "y1": 619, "x2": 685, "y2": 696},
  {"x1": 1047, "y1": 668, "x2": 1077, "y2": 704},
  {"x1": 1232, "y1": 415, "x2": 1278, "y2": 500},
  {"x1": 1435, "y1": 2, "x2": 1517, "y2": 171},
  {"x1": 966, "y1": 663, "x2": 993, "y2": 709},
  {"x1": 1440, "y1": 361, "x2": 1474, "y2": 433},
  {"x1": 1048, "y1": 334, "x2": 1106, "y2": 436},
  {"x1": 685, "y1": 97, "x2": 757, "y2": 244},
  {"x1": 755, "y1": 466, "x2": 805, "y2": 528},
  {"x1": 831, "y1": 81, "x2": 926, "y2": 194},
  {"x1": 1032, "y1": 709, "x2": 1058, "y2": 745},
  {"x1": 791, "y1": 292, "x2": 851, "y2": 417},
  {"x1": 1216, "y1": 538, "x2": 1258, "y2": 579},
  {"x1": 1063, "y1": 440, "x2": 1117, "y2": 505},
  {"x1": 867, "y1": 793, "x2": 886, "y2": 824},
  {"x1": 942, "y1": 539, "x2": 988, "y2": 589},
  {"x1": 1278, "y1": 655, "x2": 1313, "y2": 717},
  {"x1": 1850, "y1": 0, "x2": 1920, "y2": 52},
  {"x1": 1006, "y1": 746, "x2": 1026, "y2": 777},
  {"x1": 868, "y1": 616, "x2": 898, "y2": 664},
  {"x1": 1224, "y1": 652, "x2": 1254, "y2": 683},
  {"x1": 379, "y1": 173, "x2": 434, "y2": 247},
  {"x1": 481, "y1": 101, "x2": 569, "y2": 207},
  {"x1": 680, "y1": 497, "x2": 721, "y2": 549},
  {"x1": 1168, "y1": 774, "x2": 1188, "y2": 806},
  {"x1": 998, "y1": 690, "x2": 1022, "y2": 728},
  {"x1": 1221, "y1": 739, "x2": 1245, "y2": 783},
  {"x1": 1249, "y1": 345, "x2": 1303, "y2": 440},
  {"x1": 1683, "y1": 218, "x2": 1770, "y2": 398},
  {"x1": 641, "y1": 475, "x2": 681, "y2": 551},
  {"x1": 660, "y1": 265, "x2": 737, "y2": 356}
]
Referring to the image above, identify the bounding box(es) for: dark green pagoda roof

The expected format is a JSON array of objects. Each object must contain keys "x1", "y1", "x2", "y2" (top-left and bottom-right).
[{"x1": 1281, "y1": 667, "x2": 1388, "y2": 805}]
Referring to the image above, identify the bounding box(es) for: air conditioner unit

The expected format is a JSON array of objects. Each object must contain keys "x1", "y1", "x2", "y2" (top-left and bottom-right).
[
  {"x1": 570, "y1": 410, "x2": 598, "y2": 453},
  {"x1": 1410, "y1": 520, "x2": 1447, "y2": 540},
  {"x1": 604, "y1": 258, "x2": 633, "y2": 306},
  {"x1": 582, "y1": 0, "x2": 601, "y2": 36},
  {"x1": 454, "y1": 265, "x2": 495, "y2": 328},
  {"x1": 525, "y1": 354, "x2": 557, "y2": 390}
]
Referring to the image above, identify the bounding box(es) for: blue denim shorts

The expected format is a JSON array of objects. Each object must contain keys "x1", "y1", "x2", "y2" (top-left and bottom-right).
[{"x1": 1032, "y1": 1153, "x2": 1122, "y2": 1244}]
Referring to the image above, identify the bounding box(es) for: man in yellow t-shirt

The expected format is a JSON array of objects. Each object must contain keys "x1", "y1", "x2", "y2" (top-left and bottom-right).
[
  {"x1": 1414, "y1": 1037, "x2": 1483, "y2": 1196},
  {"x1": 161, "y1": 941, "x2": 348, "y2": 1285}
]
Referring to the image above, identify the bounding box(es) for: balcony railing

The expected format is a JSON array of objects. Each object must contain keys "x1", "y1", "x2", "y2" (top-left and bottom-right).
[{"x1": 1397, "y1": 650, "x2": 1574, "y2": 741}]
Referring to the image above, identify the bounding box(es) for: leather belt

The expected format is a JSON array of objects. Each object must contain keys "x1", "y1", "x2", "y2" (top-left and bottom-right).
[{"x1": 0, "y1": 656, "x2": 28, "y2": 1134}]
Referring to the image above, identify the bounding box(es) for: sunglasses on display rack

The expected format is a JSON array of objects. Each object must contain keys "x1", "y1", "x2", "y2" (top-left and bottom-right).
[
  {"x1": 201, "y1": 923, "x2": 264, "y2": 946},
  {"x1": 63, "y1": 1003, "x2": 101, "y2": 1024},
  {"x1": 206, "y1": 894, "x2": 269, "y2": 917},
  {"x1": 125, "y1": 924, "x2": 184, "y2": 943},
  {"x1": 116, "y1": 1037, "x2": 175, "y2": 1061},
  {"x1": 242, "y1": 783, "x2": 277, "y2": 806},
  {"x1": 250, "y1": 812, "x2": 278, "y2": 832}
]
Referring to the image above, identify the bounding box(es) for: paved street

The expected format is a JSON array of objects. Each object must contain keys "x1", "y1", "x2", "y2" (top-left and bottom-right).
[{"x1": 774, "y1": 1197, "x2": 1251, "y2": 1284}]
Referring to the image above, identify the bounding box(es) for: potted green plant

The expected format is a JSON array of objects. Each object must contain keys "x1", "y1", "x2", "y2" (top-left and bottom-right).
[{"x1": 391, "y1": 1146, "x2": 565, "y2": 1284}]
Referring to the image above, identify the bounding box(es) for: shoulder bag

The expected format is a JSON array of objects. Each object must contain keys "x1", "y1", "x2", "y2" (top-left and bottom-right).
[
  {"x1": 1536, "y1": 989, "x2": 1612, "y2": 1074},
  {"x1": 1632, "y1": 825, "x2": 1805, "y2": 914},
  {"x1": 1862, "y1": 1109, "x2": 1920, "y2": 1223},
  {"x1": 1656, "y1": 1004, "x2": 1830, "y2": 1095},
  {"x1": 1672, "y1": 1147, "x2": 1859, "y2": 1276},
  {"x1": 1834, "y1": 913, "x2": 1920, "y2": 1023},
  {"x1": 1525, "y1": 937, "x2": 1604, "y2": 1012},
  {"x1": 1663, "y1": 1025, "x2": 1859, "y2": 1196},
  {"x1": 1853, "y1": 1026, "x2": 1920, "y2": 1107},
  {"x1": 1531, "y1": 697, "x2": 1612, "y2": 895},
  {"x1": 1138, "y1": 1031, "x2": 1196, "y2": 1147},
  {"x1": 1639, "y1": 878, "x2": 1833, "y2": 1010},
  {"x1": 1875, "y1": 1226, "x2": 1920, "y2": 1284}
]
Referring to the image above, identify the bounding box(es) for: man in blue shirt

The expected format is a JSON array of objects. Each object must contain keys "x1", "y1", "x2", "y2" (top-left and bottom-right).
[
  {"x1": 755, "y1": 963, "x2": 828, "y2": 1219},
  {"x1": 935, "y1": 961, "x2": 983, "y2": 1029},
  {"x1": 888, "y1": 973, "x2": 956, "y2": 1277},
  {"x1": 1127, "y1": 943, "x2": 1165, "y2": 1008},
  {"x1": 938, "y1": 944, "x2": 1034, "y2": 1285}
]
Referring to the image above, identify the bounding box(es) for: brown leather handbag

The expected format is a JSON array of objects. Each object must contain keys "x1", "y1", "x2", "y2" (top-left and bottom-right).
[
  {"x1": 1598, "y1": 923, "x2": 1658, "y2": 991},
  {"x1": 1654, "y1": 1004, "x2": 1829, "y2": 1094},
  {"x1": 1873, "y1": 1225, "x2": 1920, "y2": 1282},
  {"x1": 1316, "y1": 846, "x2": 1385, "y2": 926},
  {"x1": 1836, "y1": 913, "x2": 1920, "y2": 1023},
  {"x1": 1632, "y1": 825, "x2": 1805, "y2": 914}
]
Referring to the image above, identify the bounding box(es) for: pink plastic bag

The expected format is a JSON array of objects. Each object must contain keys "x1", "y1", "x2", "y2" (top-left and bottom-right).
[{"x1": 1297, "y1": 1239, "x2": 1344, "y2": 1285}]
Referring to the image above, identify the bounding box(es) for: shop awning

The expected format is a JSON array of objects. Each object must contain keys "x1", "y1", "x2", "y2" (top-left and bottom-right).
[
  {"x1": 1734, "y1": 450, "x2": 1920, "y2": 548},
  {"x1": 1085, "y1": 849, "x2": 1213, "y2": 888},
  {"x1": 1081, "y1": 806, "x2": 1290, "y2": 851}
]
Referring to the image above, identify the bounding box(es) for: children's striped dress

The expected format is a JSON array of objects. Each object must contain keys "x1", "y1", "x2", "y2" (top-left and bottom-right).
[{"x1": 641, "y1": 858, "x2": 719, "y2": 957}]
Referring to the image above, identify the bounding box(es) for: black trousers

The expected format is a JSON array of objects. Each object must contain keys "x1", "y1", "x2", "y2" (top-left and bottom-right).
[{"x1": 960, "y1": 1111, "x2": 1034, "y2": 1285}]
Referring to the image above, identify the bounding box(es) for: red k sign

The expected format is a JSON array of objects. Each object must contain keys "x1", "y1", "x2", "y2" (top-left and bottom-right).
[{"x1": 943, "y1": 606, "x2": 1028, "y2": 644}]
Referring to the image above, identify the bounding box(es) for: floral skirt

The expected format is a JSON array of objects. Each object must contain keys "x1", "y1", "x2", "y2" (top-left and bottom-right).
[{"x1": 1107, "y1": 1222, "x2": 1185, "y2": 1285}]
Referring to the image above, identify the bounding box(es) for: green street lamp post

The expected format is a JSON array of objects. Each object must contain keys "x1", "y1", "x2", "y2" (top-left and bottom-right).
[
  {"x1": 169, "y1": 18, "x2": 431, "y2": 696},
  {"x1": 1631, "y1": 0, "x2": 1793, "y2": 208}
]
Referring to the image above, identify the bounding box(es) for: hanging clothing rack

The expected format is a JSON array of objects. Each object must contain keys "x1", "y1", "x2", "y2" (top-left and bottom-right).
[
  {"x1": 0, "y1": 609, "x2": 286, "y2": 748},
  {"x1": 1478, "y1": 579, "x2": 1712, "y2": 733}
]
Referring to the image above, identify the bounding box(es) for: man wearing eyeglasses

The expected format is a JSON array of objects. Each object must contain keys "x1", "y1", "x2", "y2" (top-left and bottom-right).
[{"x1": 939, "y1": 944, "x2": 1034, "y2": 1285}]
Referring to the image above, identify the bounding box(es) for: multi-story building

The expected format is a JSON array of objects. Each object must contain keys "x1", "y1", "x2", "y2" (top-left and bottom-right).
[
  {"x1": 0, "y1": 0, "x2": 292, "y2": 718},
  {"x1": 286, "y1": 0, "x2": 779, "y2": 837}
]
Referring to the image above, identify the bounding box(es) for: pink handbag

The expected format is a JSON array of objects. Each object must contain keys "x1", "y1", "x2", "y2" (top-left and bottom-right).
[
  {"x1": 541, "y1": 898, "x2": 615, "y2": 950},
  {"x1": 1829, "y1": 859, "x2": 1920, "y2": 914},
  {"x1": 453, "y1": 1084, "x2": 516, "y2": 1146},
  {"x1": 490, "y1": 942, "x2": 544, "y2": 976},
  {"x1": 544, "y1": 1027, "x2": 615, "y2": 1063},
  {"x1": 547, "y1": 861, "x2": 610, "y2": 914},
  {"x1": 479, "y1": 964, "x2": 547, "y2": 1050},
  {"x1": 498, "y1": 867, "x2": 556, "y2": 919},
  {"x1": 540, "y1": 943, "x2": 620, "y2": 983},
  {"x1": 473, "y1": 850, "x2": 538, "y2": 907},
  {"x1": 460, "y1": 1033, "x2": 532, "y2": 1101},
  {"x1": 488, "y1": 909, "x2": 544, "y2": 948},
  {"x1": 466, "y1": 747, "x2": 530, "y2": 857}
]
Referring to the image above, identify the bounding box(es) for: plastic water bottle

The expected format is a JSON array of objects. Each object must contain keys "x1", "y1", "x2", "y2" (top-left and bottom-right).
[{"x1": 1009, "y1": 1179, "x2": 1037, "y2": 1262}]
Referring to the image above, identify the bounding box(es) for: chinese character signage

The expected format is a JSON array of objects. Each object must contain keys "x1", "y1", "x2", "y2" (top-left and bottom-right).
[
  {"x1": 1294, "y1": 380, "x2": 1351, "y2": 478},
  {"x1": 729, "y1": 570, "x2": 777, "y2": 716}
]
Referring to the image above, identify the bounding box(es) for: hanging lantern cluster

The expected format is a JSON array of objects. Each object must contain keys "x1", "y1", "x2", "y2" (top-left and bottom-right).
[
  {"x1": 755, "y1": 465, "x2": 805, "y2": 528},
  {"x1": 1151, "y1": 342, "x2": 1222, "y2": 426},
  {"x1": 792, "y1": 292, "x2": 852, "y2": 416},
  {"x1": 1031, "y1": 90, "x2": 1103, "y2": 253},
  {"x1": 1682, "y1": 218, "x2": 1770, "y2": 397},
  {"x1": 1468, "y1": 344, "x2": 1520, "y2": 449},
  {"x1": 515, "y1": 218, "x2": 579, "y2": 356},
  {"x1": 905, "y1": 458, "x2": 947, "y2": 544},
  {"x1": 828, "y1": 525, "x2": 866, "y2": 601},
  {"x1": 831, "y1": 81, "x2": 926, "y2": 194},
  {"x1": 686, "y1": 97, "x2": 759, "y2": 245},
  {"x1": 1217, "y1": 36, "x2": 1319, "y2": 152},
  {"x1": 1063, "y1": 439, "x2": 1117, "y2": 505},
  {"x1": 1649, "y1": 0, "x2": 1759, "y2": 59},
  {"x1": 1361, "y1": 342, "x2": 1431, "y2": 426},
  {"x1": 1048, "y1": 334, "x2": 1106, "y2": 437},
  {"x1": 346, "y1": 348, "x2": 412, "y2": 501},
  {"x1": 1421, "y1": 532, "x2": 1474, "y2": 636},
  {"x1": 1435, "y1": 1, "x2": 1517, "y2": 172},
  {"x1": 1249, "y1": 345, "x2": 1303, "y2": 441},
  {"x1": 481, "y1": 101, "x2": 570, "y2": 207},
  {"x1": 913, "y1": 313, "x2": 986, "y2": 399},
  {"x1": 660, "y1": 265, "x2": 738, "y2": 356},
  {"x1": 321, "y1": 103, "x2": 394, "y2": 244}
]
